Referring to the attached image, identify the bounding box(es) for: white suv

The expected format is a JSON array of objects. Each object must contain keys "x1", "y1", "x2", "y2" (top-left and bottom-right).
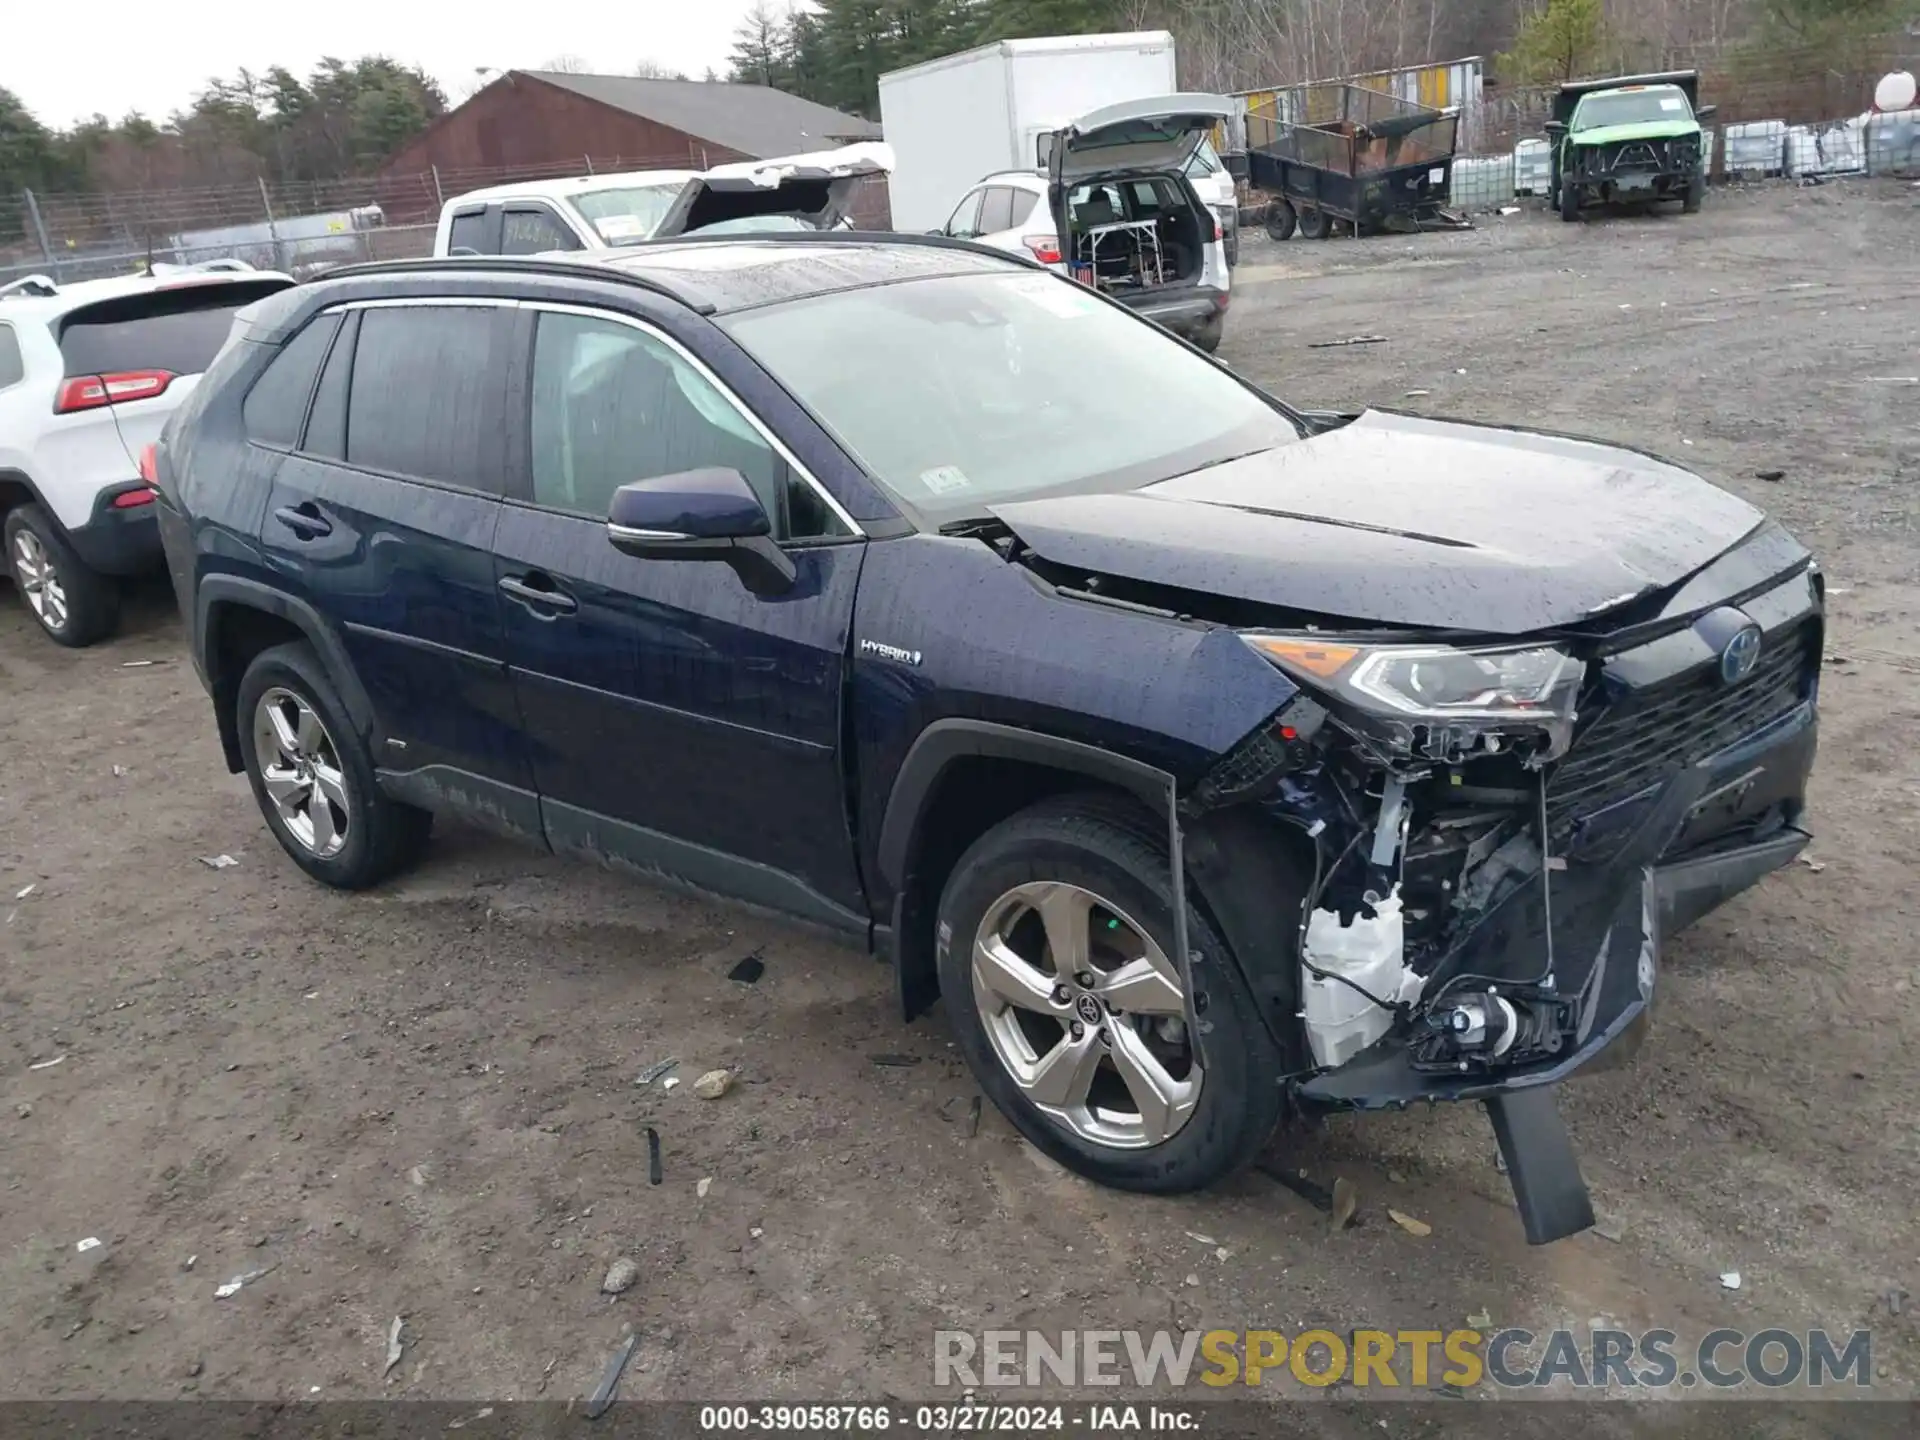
[
  {"x1": 931, "y1": 98, "x2": 1234, "y2": 353},
  {"x1": 0, "y1": 264, "x2": 294, "y2": 646}
]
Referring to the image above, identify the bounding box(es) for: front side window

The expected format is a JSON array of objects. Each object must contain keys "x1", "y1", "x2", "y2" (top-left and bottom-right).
[
  {"x1": 502, "y1": 207, "x2": 580, "y2": 255},
  {"x1": 943, "y1": 191, "x2": 984, "y2": 237},
  {"x1": 528, "y1": 312, "x2": 783, "y2": 524},
  {"x1": 345, "y1": 306, "x2": 505, "y2": 488},
  {"x1": 721, "y1": 270, "x2": 1298, "y2": 522}
]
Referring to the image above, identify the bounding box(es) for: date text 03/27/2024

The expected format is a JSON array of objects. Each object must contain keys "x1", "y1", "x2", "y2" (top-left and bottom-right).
[{"x1": 697, "y1": 1404, "x2": 1197, "y2": 1432}]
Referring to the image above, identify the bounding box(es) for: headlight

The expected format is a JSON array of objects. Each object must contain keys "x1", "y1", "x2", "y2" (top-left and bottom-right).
[{"x1": 1242, "y1": 634, "x2": 1582, "y2": 762}]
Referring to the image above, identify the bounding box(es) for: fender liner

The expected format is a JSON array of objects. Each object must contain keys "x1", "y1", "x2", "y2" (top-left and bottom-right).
[
  {"x1": 196, "y1": 575, "x2": 381, "y2": 773},
  {"x1": 879, "y1": 718, "x2": 1205, "y2": 1042}
]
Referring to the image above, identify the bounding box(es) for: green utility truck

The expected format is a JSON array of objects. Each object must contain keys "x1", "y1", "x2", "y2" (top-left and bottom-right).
[{"x1": 1546, "y1": 71, "x2": 1717, "y2": 220}]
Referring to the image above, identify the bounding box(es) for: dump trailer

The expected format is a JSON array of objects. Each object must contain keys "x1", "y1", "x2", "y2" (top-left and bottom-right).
[{"x1": 1246, "y1": 82, "x2": 1465, "y2": 238}]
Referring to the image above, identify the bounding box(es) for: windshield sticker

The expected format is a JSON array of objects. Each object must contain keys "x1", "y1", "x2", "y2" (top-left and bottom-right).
[
  {"x1": 594, "y1": 216, "x2": 647, "y2": 239},
  {"x1": 920, "y1": 465, "x2": 972, "y2": 495},
  {"x1": 1659, "y1": 97, "x2": 1686, "y2": 112}
]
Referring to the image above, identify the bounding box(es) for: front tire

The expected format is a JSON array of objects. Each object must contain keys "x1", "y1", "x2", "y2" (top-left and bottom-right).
[
  {"x1": 1263, "y1": 199, "x2": 1296, "y2": 242},
  {"x1": 1682, "y1": 175, "x2": 1704, "y2": 213},
  {"x1": 4, "y1": 504, "x2": 119, "y2": 647},
  {"x1": 935, "y1": 796, "x2": 1284, "y2": 1193},
  {"x1": 237, "y1": 642, "x2": 432, "y2": 889},
  {"x1": 1559, "y1": 178, "x2": 1582, "y2": 221}
]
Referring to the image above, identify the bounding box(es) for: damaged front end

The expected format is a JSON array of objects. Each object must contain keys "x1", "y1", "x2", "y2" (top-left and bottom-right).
[{"x1": 1181, "y1": 581, "x2": 1821, "y2": 1243}]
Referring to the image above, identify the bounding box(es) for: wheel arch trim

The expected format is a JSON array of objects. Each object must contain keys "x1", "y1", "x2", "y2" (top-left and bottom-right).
[{"x1": 196, "y1": 575, "x2": 380, "y2": 772}]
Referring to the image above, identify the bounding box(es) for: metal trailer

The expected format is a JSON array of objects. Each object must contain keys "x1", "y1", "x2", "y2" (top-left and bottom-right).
[{"x1": 1245, "y1": 83, "x2": 1468, "y2": 239}]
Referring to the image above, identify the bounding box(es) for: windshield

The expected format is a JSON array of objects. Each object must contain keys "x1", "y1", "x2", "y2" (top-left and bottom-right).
[
  {"x1": 1573, "y1": 88, "x2": 1693, "y2": 131},
  {"x1": 572, "y1": 184, "x2": 687, "y2": 244},
  {"x1": 720, "y1": 271, "x2": 1299, "y2": 520}
]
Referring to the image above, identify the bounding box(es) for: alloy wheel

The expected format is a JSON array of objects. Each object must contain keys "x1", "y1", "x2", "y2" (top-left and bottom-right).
[
  {"x1": 971, "y1": 880, "x2": 1202, "y2": 1149},
  {"x1": 253, "y1": 687, "x2": 351, "y2": 858},
  {"x1": 12, "y1": 530, "x2": 68, "y2": 633}
]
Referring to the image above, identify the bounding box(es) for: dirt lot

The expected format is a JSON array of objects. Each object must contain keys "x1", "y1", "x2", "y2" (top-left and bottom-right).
[{"x1": 2, "y1": 181, "x2": 1916, "y2": 1430}]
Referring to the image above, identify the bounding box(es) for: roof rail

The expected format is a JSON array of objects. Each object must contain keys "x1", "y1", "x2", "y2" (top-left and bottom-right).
[
  {"x1": 314, "y1": 254, "x2": 719, "y2": 313},
  {"x1": 0, "y1": 274, "x2": 59, "y2": 300},
  {"x1": 613, "y1": 227, "x2": 1046, "y2": 270}
]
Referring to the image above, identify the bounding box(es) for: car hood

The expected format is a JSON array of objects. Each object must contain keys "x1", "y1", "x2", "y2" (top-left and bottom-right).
[
  {"x1": 1571, "y1": 119, "x2": 1701, "y2": 145},
  {"x1": 987, "y1": 410, "x2": 1784, "y2": 635}
]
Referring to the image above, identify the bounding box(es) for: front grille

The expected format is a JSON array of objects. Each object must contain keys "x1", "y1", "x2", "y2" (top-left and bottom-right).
[
  {"x1": 1547, "y1": 620, "x2": 1816, "y2": 832},
  {"x1": 1611, "y1": 141, "x2": 1663, "y2": 173}
]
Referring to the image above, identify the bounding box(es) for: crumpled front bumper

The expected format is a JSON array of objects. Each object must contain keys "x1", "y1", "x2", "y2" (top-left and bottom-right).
[{"x1": 1293, "y1": 705, "x2": 1815, "y2": 1243}]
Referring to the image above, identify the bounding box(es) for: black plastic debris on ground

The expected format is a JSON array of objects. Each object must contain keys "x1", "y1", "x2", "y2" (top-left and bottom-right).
[
  {"x1": 727, "y1": 951, "x2": 765, "y2": 984},
  {"x1": 584, "y1": 1333, "x2": 638, "y2": 1419},
  {"x1": 646, "y1": 1127, "x2": 662, "y2": 1186},
  {"x1": 869, "y1": 1053, "x2": 920, "y2": 1068}
]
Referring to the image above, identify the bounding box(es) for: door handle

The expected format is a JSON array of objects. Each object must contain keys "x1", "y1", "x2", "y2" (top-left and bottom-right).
[
  {"x1": 498, "y1": 573, "x2": 578, "y2": 615},
  {"x1": 273, "y1": 502, "x2": 332, "y2": 539}
]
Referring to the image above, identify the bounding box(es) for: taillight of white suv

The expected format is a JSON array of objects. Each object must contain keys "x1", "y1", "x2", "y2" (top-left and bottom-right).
[{"x1": 53, "y1": 369, "x2": 176, "y2": 413}]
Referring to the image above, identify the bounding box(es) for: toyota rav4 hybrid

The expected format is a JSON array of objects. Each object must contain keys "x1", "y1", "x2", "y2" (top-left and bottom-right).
[{"x1": 154, "y1": 238, "x2": 1821, "y2": 1243}]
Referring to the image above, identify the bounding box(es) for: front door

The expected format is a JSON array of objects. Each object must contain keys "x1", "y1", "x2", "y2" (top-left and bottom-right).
[
  {"x1": 491, "y1": 304, "x2": 869, "y2": 930},
  {"x1": 256, "y1": 298, "x2": 537, "y2": 832}
]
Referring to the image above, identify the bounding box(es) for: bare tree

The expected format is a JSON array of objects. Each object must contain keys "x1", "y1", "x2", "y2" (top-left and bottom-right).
[
  {"x1": 541, "y1": 55, "x2": 591, "y2": 74},
  {"x1": 632, "y1": 59, "x2": 690, "y2": 80}
]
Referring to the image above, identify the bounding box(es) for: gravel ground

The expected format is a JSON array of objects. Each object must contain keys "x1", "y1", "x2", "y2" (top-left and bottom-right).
[{"x1": 1, "y1": 180, "x2": 1916, "y2": 1434}]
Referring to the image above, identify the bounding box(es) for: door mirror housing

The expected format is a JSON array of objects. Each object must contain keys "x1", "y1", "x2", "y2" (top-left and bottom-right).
[
  {"x1": 1694, "y1": 103, "x2": 1717, "y2": 122},
  {"x1": 606, "y1": 468, "x2": 795, "y2": 595},
  {"x1": 1544, "y1": 120, "x2": 1568, "y2": 140}
]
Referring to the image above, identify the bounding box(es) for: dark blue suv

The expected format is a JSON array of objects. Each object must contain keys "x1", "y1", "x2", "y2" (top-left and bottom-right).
[{"x1": 155, "y1": 237, "x2": 1821, "y2": 1244}]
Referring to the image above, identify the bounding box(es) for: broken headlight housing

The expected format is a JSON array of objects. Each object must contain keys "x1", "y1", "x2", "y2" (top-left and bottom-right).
[{"x1": 1241, "y1": 634, "x2": 1582, "y2": 765}]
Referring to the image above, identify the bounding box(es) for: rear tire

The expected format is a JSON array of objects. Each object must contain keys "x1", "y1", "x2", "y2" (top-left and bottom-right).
[
  {"x1": 3, "y1": 503, "x2": 119, "y2": 648},
  {"x1": 934, "y1": 795, "x2": 1284, "y2": 1193},
  {"x1": 237, "y1": 642, "x2": 433, "y2": 890},
  {"x1": 1190, "y1": 316, "x2": 1224, "y2": 355},
  {"x1": 1296, "y1": 205, "x2": 1330, "y2": 240},
  {"x1": 1263, "y1": 200, "x2": 1296, "y2": 242}
]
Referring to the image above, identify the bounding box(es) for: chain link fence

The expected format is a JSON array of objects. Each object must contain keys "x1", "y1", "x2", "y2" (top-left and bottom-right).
[{"x1": 0, "y1": 153, "x2": 722, "y2": 287}]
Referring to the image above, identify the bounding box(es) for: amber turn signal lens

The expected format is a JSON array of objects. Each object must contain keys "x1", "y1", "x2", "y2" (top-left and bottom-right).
[{"x1": 1246, "y1": 637, "x2": 1360, "y2": 678}]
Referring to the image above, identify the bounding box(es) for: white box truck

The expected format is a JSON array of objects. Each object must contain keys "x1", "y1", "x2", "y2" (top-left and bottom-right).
[{"x1": 879, "y1": 31, "x2": 1181, "y2": 234}]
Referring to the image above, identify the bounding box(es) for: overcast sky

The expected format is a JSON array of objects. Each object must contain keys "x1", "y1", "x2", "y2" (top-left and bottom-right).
[{"x1": 6, "y1": 0, "x2": 758, "y2": 128}]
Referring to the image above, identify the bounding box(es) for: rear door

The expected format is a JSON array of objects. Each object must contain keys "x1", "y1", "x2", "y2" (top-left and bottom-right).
[
  {"x1": 490, "y1": 302, "x2": 869, "y2": 929},
  {"x1": 256, "y1": 298, "x2": 536, "y2": 830},
  {"x1": 43, "y1": 278, "x2": 292, "y2": 527}
]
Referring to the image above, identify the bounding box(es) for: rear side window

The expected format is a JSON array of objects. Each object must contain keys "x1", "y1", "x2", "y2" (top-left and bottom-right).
[
  {"x1": 978, "y1": 188, "x2": 1015, "y2": 234},
  {"x1": 448, "y1": 208, "x2": 489, "y2": 254},
  {"x1": 502, "y1": 207, "x2": 580, "y2": 255},
  {"x1": 304, "y1": 312, "x2": 357, "y2": 460},
  {"x1": 242, "y1": 313, "x2": 341, "y2": 448},
  {"x1": 345, "y1": 306, "x2": 505, "y2": 489},
  {"x1": 58, "y1": 280, "x2": 291, "y2": 379},
  {"x1": 1007, "y1": 190, "x2": 1039, "y2": 228},
  {"x1": 0, "y1": 324, "x2": 22, "y2": 388}
]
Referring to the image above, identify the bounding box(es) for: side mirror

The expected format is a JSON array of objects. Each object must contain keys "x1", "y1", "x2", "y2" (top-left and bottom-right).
[
  {"x1": 606, "y1": 468, "x2": 794, "y2": 595},
  {"x1": 1544, "y1": 121, "x2": 1567, "y2": 140},
  {"x1": 1695, "y1": 104, "x2": 1718, "y2": 122}
]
